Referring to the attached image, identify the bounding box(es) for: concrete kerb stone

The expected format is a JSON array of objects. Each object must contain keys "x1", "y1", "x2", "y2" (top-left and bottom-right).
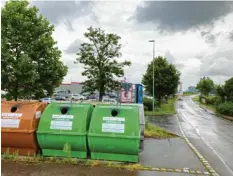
[
  {"x1": 177, "y1": 115, "x2": 219, "y2": 176},
  {"x1": 3, "y1": 155, "x2": 209, "y2": 175}
]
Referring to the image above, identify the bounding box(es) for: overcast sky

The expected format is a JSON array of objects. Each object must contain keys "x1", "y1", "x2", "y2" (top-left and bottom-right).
[{"x1": 2, "y1": 1, "x2": 233, "y2": 90}]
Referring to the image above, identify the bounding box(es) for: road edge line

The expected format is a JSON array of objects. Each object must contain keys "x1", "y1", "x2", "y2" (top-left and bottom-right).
[{"x1": 176, "y1": 112, "x2": 219, "y2": 176}]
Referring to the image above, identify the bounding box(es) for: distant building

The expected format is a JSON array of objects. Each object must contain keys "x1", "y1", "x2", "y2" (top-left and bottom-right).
[
  {"x1": 55, "y1": 82, "x2": 83, "y2": 94},
  {"x1": 187, "y1": 86, "x2": 197, "y2": 93}
]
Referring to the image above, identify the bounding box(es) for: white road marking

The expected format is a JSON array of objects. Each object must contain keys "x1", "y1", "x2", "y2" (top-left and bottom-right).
[{"x1": 177, "y1": 98, "x2": 233, "y2": 175}]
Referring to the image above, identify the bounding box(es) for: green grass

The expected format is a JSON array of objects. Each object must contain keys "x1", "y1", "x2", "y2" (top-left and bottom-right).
[
  {"x1": 182, "y1": 92, "x2": 198, "y2": 96},
  {"x1": 192, "y1": 96, "x2": 199, "y2": 102},
  {"x1": 145, "y1": 98, "x2": 176, "y2": 116},
  {"x1": 191, "y1": 97, "x2": 216, "y2": 112},
  {"x1": 144, "y1": 122, "x2": 177, "y2": 139}
]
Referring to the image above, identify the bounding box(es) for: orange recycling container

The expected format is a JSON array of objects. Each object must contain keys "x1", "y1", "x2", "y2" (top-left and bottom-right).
[{"x1": 1, "y1": 101, "x2": 47, "y2": 155}]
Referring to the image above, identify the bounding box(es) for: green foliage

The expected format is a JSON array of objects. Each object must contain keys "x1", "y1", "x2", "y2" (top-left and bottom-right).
[
  {"x1": 142, "y1": 56, "x2": 180, "y2": 106},
  {"x1": 196, "y1": 77, "x2": 214, "y2": 96},
  {"x1": 216, "y1": 85, "x2": 226, "y2": 102},
  {"x1": 76, "y1": 27, "x2": 131, "y2": 101},
  {"x1": 145, "y1": 121, "x2": 177, "y2": 138},
  {"x1": 224, "y1": 77, "x2": 233, "y2": 102},
  {"x1": 144, "y1": 98, "x2": 176, "y2": 116},
  {"x1": 63, "y1": 143, "x2": 71, "y2": 158},
  {"x1": 1, "y1": 0, "x2": 68, "y2": 100},
  {"x1": 200, "y1": 95, "x2": 222, "y2": 105},
  {"x1": 143, "y1": 97, "x2": 154, "y2": 111},
  {"x1": 216, "y1": 102, "x2": 233, "y2": 116}
]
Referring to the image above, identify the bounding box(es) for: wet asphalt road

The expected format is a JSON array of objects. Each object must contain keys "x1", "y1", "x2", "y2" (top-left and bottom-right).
[
  {"x1": 176, "y1": 96, "x2": 233, "y2": 176},
  {"x1": 147, "y1": 96, "x2": 233, "y2": 176}
]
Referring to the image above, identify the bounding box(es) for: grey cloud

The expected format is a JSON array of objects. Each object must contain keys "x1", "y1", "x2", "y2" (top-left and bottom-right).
[
  {"x1": 200, "y1": 31, "x2": 222, "y2": 45},
  {"x1": 175, "y1": 63, "x2": 185, "y2": 70},
  {"x1": 229, "y1": 31, "x2": 233, "y2": 41},
  {"x1": 64, "y1": 19, "x2": 75, "y2": 31},
  {"x1": 134, "y1": 1, "x2": 233, "y2": 32},
  {"x1": 199, "y1": 50, "x2": 233, "y2": 76},
  {"x1": 31, "y1": 1, "x2": 94, "y2": 26},
  {"x1": 165, "y1": 51, "x2": 184, "y2": 70},
  {"x1": 201, "y1": 31, "x2": 209, "y2": 37},
  {"x1": 205, "y1": 34, "x2": 216, "y2": 44},
  {"x1": 65, "y1": 39, "x2": 83, "y2": 54}
]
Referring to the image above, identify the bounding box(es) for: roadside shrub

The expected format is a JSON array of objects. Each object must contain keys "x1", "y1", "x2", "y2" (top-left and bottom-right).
[
  {"x1": 199, "y1": 95, "x2": 222, "y2": 105},
  {"x1": 143, "y1": 98, "x2": 153, "y2": 111},
  {"x1": 143, "y1": 105, "x2": 148, "y2": 111},
  {"x1": 206, "y1": 96, "x2": 222, "y2": 105},
  {"x1": 216, "y1": 102, "x2": 233, "y2": 116}
]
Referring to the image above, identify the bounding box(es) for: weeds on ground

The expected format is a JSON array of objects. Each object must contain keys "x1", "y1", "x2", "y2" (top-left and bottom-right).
[
  {"x1": 144, "y1": 121, "x2": 177, "y2": 139},
  {"x1": 2, "y1": 148, "x2": 19, "y2": 161},
  {"x1": 62, "y1": 143, "x2": 76, "y2": 164},
  {"x1": 124, "y1": 164, "x2": 143, "y2": 171},
  {"x1": 90, "y1": 160, "x2": 101, "y2": 167},
  {"x1": 145, "y1": 98, "x2": 176, "y2": 116}
]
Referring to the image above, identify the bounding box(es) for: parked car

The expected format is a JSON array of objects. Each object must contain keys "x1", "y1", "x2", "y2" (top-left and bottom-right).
[
  {"x1": 71, "y1": 94, "x2": 86, "y2": 101},
  {"x1": 88, "y1": 94, "x2": 96, "y2": 100},
  {"x1": 55, "y1": 95, "x2": 66, "y2": 100},
  {"x1": 40, "y1": 97, "x2": 55, "y2": 104},
  {"x1": 178, "y1": 96, "x2": 183, "y2": 101},
  {"x1": 102, "y1": 98, "x2": 117, "y2": 104}
]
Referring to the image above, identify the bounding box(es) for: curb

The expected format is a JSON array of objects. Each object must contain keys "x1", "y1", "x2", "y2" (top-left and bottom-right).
[
  {"x1": 177, "y1": 118, "x2": 219, "y2": 176},
  {"x1": 2, "y1": 156, "x2": 210, "y2": 175}
]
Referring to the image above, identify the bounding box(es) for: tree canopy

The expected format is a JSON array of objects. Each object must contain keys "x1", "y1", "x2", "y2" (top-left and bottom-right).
[
  {"x1": 142, "y1": 56, "x2": 180, "y2": 106},
  {"x1": 196, "y1": 77, "x2": 215, "y2": 96},
  {"x1": 1, "y1": 0, "x2": 68, "y2": 100},
  {"x1": 76, "y1": 27, "x2": 131, "y2": 100},
  {"x1": 223, "y1": 77, "x2": 233, "y2": 102}
]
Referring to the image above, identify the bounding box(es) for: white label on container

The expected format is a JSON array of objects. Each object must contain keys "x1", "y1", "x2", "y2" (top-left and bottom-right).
[
  {"x1": 1, "y1": 113, "x2": 22, "y2": 128},
  {"x1": 35, "y1": 111, "x2": 41, "y2": 119},
  {"x1": 102, "y1": 117, "x2": 125, "y2": 133},
  {"x1": 50, "y1": 114, "x2": 74, "y2": 130}
]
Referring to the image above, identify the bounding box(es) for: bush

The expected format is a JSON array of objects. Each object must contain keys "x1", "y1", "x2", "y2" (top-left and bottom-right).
[
  {"x1": 143, "y1": 97, "x2": 153, "y2": 111},
  {"x1": 206, "y1": 96, "x2": 222, "y2": 105},
  {"x1": 216, "y1": 102, "x2": 233, "y2": 116},
  {"x1": 144, "y1": 106, "x2": 148, "y2": 111},
  {"x1": 199, "y1": 95, "x2": 222, "y2": 105}
]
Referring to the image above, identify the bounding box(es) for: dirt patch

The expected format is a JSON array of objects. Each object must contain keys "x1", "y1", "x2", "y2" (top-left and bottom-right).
[{"x1": 2, "y1": 160, "x2": 137, "y2": 176}]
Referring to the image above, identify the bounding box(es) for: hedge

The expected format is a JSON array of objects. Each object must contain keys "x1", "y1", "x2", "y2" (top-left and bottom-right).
[{"x1": 216, "y1": 102, "x2": 233, "y2": 117}]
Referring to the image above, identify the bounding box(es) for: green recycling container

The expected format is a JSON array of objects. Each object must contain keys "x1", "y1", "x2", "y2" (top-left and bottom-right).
[
  {"x1": 37, "y1": 103, "x2": 93, "y2": 158},
  {"x1": 88, "y1": 104, "x2": 140, "y2": 162}
]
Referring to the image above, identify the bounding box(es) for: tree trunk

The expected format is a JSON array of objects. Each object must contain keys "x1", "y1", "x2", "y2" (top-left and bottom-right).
[
  {"x1": 99, "y1": 83, "x2": 105, "y2": 102},
  {"x1": 14, "y1": 84, "x2": 18, "y2": 101},
  {"x1": 157, "y1": 96, "x2": 162, "y2": 107}
]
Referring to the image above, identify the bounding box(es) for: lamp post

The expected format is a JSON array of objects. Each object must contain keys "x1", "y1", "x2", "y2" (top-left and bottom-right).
[{"x1": 149, "y1": 40, "x2": 155, "y2": 112}]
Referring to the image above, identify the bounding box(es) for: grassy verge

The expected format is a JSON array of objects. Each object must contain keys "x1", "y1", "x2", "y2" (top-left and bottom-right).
[
  {"x1": 145, "y1": 98, "x2": 176, "y2": 116},
  {"x1": 182, "y1": 92, "x2": 198, "y2": 96},
  {"x1": 192, "y1": 96, "x2": 233, "y2": 121},
  {"x1": 191, "y1": 97, "x2": 216, "y2": 112},
  {"x1": 2, "y1": 151, "x2": 151, "y2": 171},
  {"x1": 144, "y1": 122, "x2": 178, "y2": 139}
]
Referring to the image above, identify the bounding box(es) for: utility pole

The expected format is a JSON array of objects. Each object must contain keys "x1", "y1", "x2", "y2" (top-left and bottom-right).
[{"x1": 149, "y1": 40, "x2": 155, "y2": 112}]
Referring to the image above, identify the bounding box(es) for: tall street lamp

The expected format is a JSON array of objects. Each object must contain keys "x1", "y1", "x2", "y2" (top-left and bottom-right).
[{"x1": 149, "y1": 40, "x2": 155, "y2": 112}]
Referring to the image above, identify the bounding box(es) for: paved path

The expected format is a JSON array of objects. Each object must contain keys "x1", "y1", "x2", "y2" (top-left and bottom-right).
[{"x1": 149, "y1": 96, "x2": 233, "y2": 176}]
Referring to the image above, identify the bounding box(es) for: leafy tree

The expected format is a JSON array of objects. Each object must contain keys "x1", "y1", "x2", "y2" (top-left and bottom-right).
[
  {"x1": 224, "y1": 77, "x2": 233, "y2": 102},
  {"x1": 76, "y1": 27, "x2": 131, "y2": 101},
  {"x1": 1, "y1": 0, "x2": 68, "y2": 100},
  {"x1": 142, "y1": 56, "x2": 180, "y2": 106},
  {"x1": 196, "y1": 77, "x2": 215, "y2": 96},
  {"x1": 216, "y1": 84, "x2": 226, "y2": 103}
]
